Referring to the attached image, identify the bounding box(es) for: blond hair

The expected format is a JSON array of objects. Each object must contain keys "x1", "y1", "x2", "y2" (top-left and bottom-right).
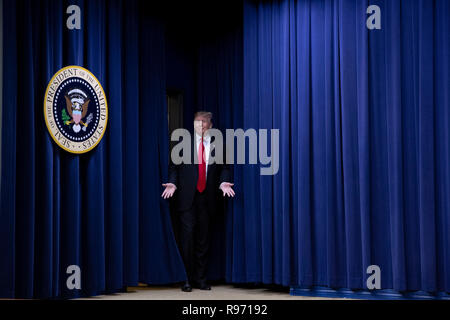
[{"x1": 194, "y1": 111, "x2": 213, "y2": 122}]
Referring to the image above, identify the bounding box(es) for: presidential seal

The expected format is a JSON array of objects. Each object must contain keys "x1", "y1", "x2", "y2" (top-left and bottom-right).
[{"x1": 44, "y1": 66, "x2": 108, "y2": 154}]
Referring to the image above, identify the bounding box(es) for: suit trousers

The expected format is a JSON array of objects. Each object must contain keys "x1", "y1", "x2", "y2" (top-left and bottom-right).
[{"x1": 178, "y1": 189, "x2": 210, "y2": 284}]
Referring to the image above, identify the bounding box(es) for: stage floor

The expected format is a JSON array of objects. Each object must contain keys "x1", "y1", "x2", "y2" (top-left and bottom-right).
[{"x1": 78, "y1": 284, "x2": 353, "y2": 300}]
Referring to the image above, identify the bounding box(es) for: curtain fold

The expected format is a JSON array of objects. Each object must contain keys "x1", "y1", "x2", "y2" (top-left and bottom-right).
[{"x1": 0, "y1": 0, "x2": 186, "y2": 299}]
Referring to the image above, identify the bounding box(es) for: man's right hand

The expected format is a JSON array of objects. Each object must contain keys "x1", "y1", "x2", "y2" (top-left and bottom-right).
[{"x1": 161, "y1": 183, "x2": 177, "y2": 199}]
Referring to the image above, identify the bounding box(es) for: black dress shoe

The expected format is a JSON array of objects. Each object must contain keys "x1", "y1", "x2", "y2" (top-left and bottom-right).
[
  {"x1": 197, "y1": 282, "x2": 211, "y2": 290},
  {"x1": 181, "y1": 282, "x2": 192, "y2": 292}
]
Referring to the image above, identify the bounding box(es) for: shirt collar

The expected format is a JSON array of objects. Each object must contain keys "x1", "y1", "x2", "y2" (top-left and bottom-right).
[{"x1": 196, "y1": 133, "x2": 211, "y2": 143}]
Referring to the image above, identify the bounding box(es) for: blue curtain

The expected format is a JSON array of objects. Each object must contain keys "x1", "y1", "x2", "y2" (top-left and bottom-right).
[
  {"x1": 0, "y1": 0, "x2": 186, "y2": 299},
  {"x1": 240, "y1": 0, "x2": 450, "y2": 294}
]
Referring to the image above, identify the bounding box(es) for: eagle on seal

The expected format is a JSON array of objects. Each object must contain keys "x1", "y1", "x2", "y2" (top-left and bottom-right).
[{"x1": 64, "y1": 90, "x2": 90, "y2": 133}]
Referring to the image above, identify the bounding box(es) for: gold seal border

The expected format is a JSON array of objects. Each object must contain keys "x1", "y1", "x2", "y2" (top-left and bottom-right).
[{"x1": 43, "y1": 65, "x2": 108, "y2": 154}]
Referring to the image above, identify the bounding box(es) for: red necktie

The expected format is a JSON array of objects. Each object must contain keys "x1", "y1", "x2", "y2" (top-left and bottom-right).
[{"x1": 197, "y1": 136, "x2": 206, "y2": 193}]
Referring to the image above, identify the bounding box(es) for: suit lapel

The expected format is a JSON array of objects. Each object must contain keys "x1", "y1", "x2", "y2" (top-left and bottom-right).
[
  {"x1": 192, "y1": 134, "x2": 197, "y2": 164},
  {"x1": 192, "y1": 135, "x2": 198, "y2": 182},
  {"x1": 206, "y1": 140, "x2": 213, "y2": 174}
]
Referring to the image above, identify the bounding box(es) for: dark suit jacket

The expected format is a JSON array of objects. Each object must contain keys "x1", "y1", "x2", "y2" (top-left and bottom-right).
[{"x1": 168, "y1": 132, "x2": 231, "y2": 212}]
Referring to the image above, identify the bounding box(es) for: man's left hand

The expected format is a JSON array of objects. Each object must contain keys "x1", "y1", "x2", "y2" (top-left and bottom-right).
[{"x1": 220, "y1": 182, "x2": 235, "y2": 197}]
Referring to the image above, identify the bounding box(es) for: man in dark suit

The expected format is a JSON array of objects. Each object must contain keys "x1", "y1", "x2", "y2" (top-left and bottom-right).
[{"x1": 161, "y1": 111, "x2": 235, "y2": 292}]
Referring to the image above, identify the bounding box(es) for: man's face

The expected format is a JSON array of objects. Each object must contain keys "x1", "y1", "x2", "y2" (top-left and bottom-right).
[{"x1": 194, "y1": 115, "x2": 212, "y2": 136}]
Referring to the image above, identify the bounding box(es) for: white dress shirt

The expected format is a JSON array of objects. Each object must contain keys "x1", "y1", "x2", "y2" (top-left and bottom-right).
[
  {"x1": 195, "y1": 133, "x2": 211, "y2": 177},
  {"x1": 196, "y1": 132, "x2": 228, "y2": 190}
]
